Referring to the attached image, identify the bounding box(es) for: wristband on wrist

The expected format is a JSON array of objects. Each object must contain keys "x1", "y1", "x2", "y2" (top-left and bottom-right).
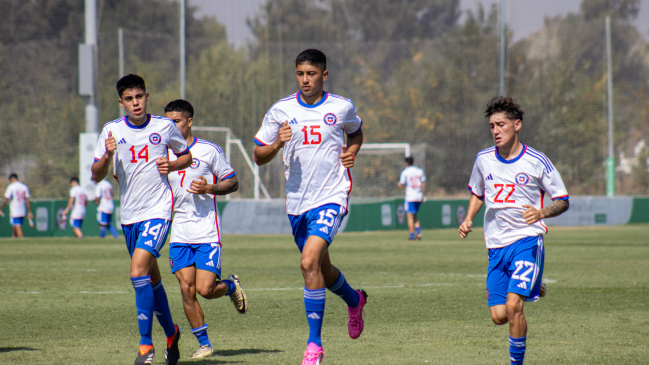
[
  {"x1": 350, "y1": 150, "x2": 356, "y2": 161},
  {"x1": 171, "y1": 161, "x2": 176, "y2": 171}
]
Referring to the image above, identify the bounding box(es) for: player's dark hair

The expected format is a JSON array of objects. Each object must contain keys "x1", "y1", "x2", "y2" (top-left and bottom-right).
[
  {"x1": 164, "y1": 99, "x2": 194, "y2": 119},
  {"x1": 295, "y1": 49, "x2": 327, "y2": 71},
  {"x1": 116, "y1": 74, "x2": 146, "y2": 98},
  {"x1": 70, "y1": 177, "x2": 79, "y2": 184},
  {"x1": 405, "y1": 157, "x2": 414, "y2": 166},
  {"x1": 9, "y1": 173, "x2": 18, "y2": 180},
  {"x1": 485, "y1": 96, "x2": 524, "y2": 121}
]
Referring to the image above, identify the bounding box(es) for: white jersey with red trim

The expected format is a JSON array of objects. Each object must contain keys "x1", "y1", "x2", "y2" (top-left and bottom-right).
[
  {"x1": 93, "y1": 114, "x2": 189, "y2": 225},
  {"x1": 4, "y1": 182, "x2": 30, "y2": 218},
  {"x1": 168, "y1": 137, "x2": 235, "y2": 244},
  {"x1": 399, "y1": 166, "x2": 426, "y2": 202},
  {"x1": 94, "y1": 180, "x2": 115, "y2": 214},
  {"x1": 467, "y1": 144, "x2": 569, "y2": 249},
  {"x1": 254, "y1": 92, "x2": 362, "y2": 215},
  {"x1": 69, "y1": 185, "x2": 88, "y2": 220}
]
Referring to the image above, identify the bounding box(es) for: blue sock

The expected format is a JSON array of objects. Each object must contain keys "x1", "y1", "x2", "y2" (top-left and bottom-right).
[
  {"x1": 409, "y1": 232, "x2": 415, "y2": 240},
  {"x1": 304, "y1": 288, "x2": 325, "y2": 346},
  {"x1": 99, "y1": 226, "x2": 107, "y2": 238},
  {"x1": 509, "y1": 335, "x2": 526, "y2": 364},
  {"x1": 191, "y1": 324, "x2": 211, "y2": 347},
  {"x1": 109, "y1": 225, "x2": 119, "y2": 238},
  {"x1": 151, "y1": 281, "x2": 176, "y2": 338},
  {"x1": 131, "y1": 275, "x2": 154, "y2": 346},
  {"x1": 415, "y1": 227, "x2": 421, "y2": 235},
  {"x1": 223, "y1": 279, "x2": 236, "y2": 296},
  {"x1": 326, "y1": 271, "x2": 360, "y2": 308}
]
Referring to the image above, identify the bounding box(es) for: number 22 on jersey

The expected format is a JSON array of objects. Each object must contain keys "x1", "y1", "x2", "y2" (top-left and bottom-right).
[{"x1": 493, "y1": 183, "x2": 515, "y2": 203}]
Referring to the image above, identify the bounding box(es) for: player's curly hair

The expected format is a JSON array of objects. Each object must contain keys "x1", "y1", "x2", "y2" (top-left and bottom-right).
[{"x1": 485, "y1": 96, "x2": 524, "y2": 121}]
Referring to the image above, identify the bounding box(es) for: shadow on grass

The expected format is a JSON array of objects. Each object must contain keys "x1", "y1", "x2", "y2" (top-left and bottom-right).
[
  {"x1": 176, "y1": 349, "x2": 283, "y2": 365},
  {"x1": 0, "y1": 347, "x2": 39, "y2": 353}
]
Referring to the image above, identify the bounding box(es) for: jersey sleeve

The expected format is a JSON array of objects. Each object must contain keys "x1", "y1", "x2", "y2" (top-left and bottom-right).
[
  {"x1": 4, "y1": 186, "x2": 11, "y2": 200},
  {"x1": 254, "y1": 108, "x2": 281, "y2": 146},
  {"x1": 94, "y1": 125, "x2": 109, "y2": 161},
  {"x1": 420, "y1": 171, "x2": 426, "y2": 183},
  {"x1": 211, "y1": 148, "x2": 235, "y2": 181},
  {"x1": 342, "y1": 104, "x2": 362, "y2": 136},
  {"x1": 539, "y1": 158, "x2": 569, "y2": 200},
  {"x1": 467, "y1": 158, "x2": 485, "y2": 199},
  {"x1": 94, "y1": 184, "x2": 101, "y2": 198},
  {"x1": 399, "y1": 170, "x2": 406, "y2": 186},
  {"x1": 24, "y1": 186, "x2": 30, "y2": 199},
  {"x1": 167, "y1": 121, "x2": 189, "y2": 156},
  {"x1": 69, "y1": 187, "x2": 75, "y2": 199}
]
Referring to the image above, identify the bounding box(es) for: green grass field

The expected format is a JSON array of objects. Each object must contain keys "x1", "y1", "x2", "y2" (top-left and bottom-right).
[{"x1": 1, "y1": 226, "x2": 648, "y2": 364}]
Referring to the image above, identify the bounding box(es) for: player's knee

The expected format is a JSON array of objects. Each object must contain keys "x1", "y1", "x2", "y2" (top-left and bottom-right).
[
  {"x1": 195, "y1": 282, "x2": 213, "y2": 298},
  {"x1": 491, "y1": 313, "x2": 508, "y2": 325},
  {"x1": 505, "y1": 300, "x2": 524, "y2": 318},
  {"x1": 300, "y1": 256, "x2": 320, "y2": 273},
  {"x1": 178, "y1": 281, "x2": 196, "y2": 298}
]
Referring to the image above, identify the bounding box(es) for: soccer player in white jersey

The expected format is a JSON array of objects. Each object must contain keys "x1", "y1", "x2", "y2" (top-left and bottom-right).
[
  {"x1": 398, "y1": 156, "x2": 427, "y2": 241},
  {"x1": 94, "y1": 178, "x2": 119, "y2": 238},
  {"x1": 459, "y1": 97, "x2": 570, "y2": 364},
  {"x1": 254, "y1": 49, "x2": 367, "y2": 365},
  {"x1": 91, "y1": 74, "x2": 192, "y2": 365},
  {"x1": 164, "y1": 99, "x2": 248, "y2": 359},
  {"x1": 0, "y1": 173, "x2": 33, "y2": 238},
  {"x1": 62, "y1": 177, "x2": 88, "y2": 238}
]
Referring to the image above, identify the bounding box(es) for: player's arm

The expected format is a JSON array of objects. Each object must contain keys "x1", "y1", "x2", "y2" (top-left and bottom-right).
[
  {"x1": 254, "y1": 121, "x2": 291, "y2": 166},
  {"x1": 92, "y1": 131, "x2": 117, "y2": 183},
  {"x1": 188, "y1": 175, "x2": 239, "y2": 196},
  {"x1": 62, "y1": 197, "x2": 75, "y2": 217},
  {"x1": 0, "y1": 198, "x2": 7, "y2": 216},
  {"x1": 522, "y1": 199, "x2": 569, "y2": 224},
  {"x1": 156, "y1": 151, "x2": 193, "y2": 175},
  {"x1": 341, "y1": 129, "x2": 363, "y2": 168},
  {"x1": 459, "y1": 195, "x2": 484, "y2": 239},
  {"x1": 421, "y1": 181, "x2": 427, "y2": 203},
  {"x1": 25, "y1": 198, "x2": 33, "y2": 219}
]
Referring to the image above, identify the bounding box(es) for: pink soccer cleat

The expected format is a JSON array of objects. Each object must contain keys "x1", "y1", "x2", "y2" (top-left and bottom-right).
[
  {"x1": 301, "y1": 343, "x2": 326, "y2": 365},
  {"x1": 347, "y1": 289, "x2": 368, "y2": 339}
]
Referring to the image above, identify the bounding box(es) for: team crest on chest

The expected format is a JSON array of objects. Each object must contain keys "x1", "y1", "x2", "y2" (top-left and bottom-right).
[
  {"x1": 515, "y1": 172, "x2": 530, "y2": 186},
  {"x1": 190, "y1": 158, "x2": 200, "y2": 169},
  {"x1": 149, "y1": 133, "x2": 162, "y2": 145},
  {"x1": 323, "y1": 113, "x2": 337, "y2": 126}
]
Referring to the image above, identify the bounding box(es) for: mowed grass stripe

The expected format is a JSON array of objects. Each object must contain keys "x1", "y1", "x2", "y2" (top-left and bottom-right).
[{"x1": 0, "y1": 226, "x2": 647, "y2": 364}]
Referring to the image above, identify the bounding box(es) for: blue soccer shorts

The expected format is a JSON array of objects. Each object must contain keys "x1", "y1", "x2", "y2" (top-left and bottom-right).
[
  {"x1": 71, "y1": 219, "x2": 84, "y2": 229},
  {"x1": 122, "y1": 218, "x2": 171, "y2": 258},
  {"x1": 288, "y1": 204, "x2": 347, "y2": 252},
  {"x1": 405, "y1": 201, "x2": 422, "y2": 214},
  {"x1": 169, "y1": 242, "x2": 222, "y2": 278},
  {"x1": 97, "y1": 211, "x2": 112, "y2": 226},
  {"x1": 10, "y1": 217, "x2": 24, "y2": 226},
  {"x1": 486, "y1": 235, "x2": 545, "y2": 306}
]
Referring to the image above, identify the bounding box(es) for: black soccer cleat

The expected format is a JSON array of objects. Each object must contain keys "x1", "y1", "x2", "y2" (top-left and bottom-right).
[
  {"x1": 134, "y1": 346, "x2": 155, "y2": 365},
  {"x1": 164, "y1": 324, "x2": 182, "y2": 365}
]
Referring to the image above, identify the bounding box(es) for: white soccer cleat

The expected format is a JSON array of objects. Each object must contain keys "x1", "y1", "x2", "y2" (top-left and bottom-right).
[
  {"x1": 539, "y1": 282, "x2": 547, "y2": 297},
  {"x1": 189, "y1": 345, "x2": 213, "y2": 359},
  {"x1": 227, "y1": 274, "x2": 248, "y2": 314}
]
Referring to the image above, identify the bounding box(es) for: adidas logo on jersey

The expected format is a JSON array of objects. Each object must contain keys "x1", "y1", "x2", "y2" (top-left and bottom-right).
[
  {"x1": 307, "y1": 312, "x2": 321, "y2": 320},
  {"x1": 206, "y1": 261, "x2": 214, "y2": 267},
  {"x1": 289, "y1": 118, "x2": 298, "y2": 125},
  {"x1": 144, "y1": 240, "x2": 153, "y2": 247},
  {"x1": 137, "y1": 313, "x2": 148, "y2": 320},
  {"x1": 486, "y1": 174, "x2": 493, "y2": 180},
  {"x1": 320, "y1": 226, "x2": 329, "y2": 235},
  {"x1": 517, "y1": 281, "x2": 527, "y2": 290},
  {"x1": 118, "y1": 138, "x2": 127, "y2": 144}
]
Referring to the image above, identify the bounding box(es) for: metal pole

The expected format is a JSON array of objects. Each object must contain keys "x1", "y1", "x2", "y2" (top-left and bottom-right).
[
  {"x1": 499, "y1": 0, "x2": 506, "y2": 96},
  {"x1": 225, "y1": 131, "x2": 231, "y2": 201},
  {"x1": 84, "y1": 0, "x2": 98, "y2": 133},
  {"x1": 118, "y1": 27, "x2": 125, "y2": 116},
  {"x1": 605, "y1": 16, "x2": 615, "y2": 196},
  {"x1": 180, "y1": 0, "x2": 186, "y2": 99}
]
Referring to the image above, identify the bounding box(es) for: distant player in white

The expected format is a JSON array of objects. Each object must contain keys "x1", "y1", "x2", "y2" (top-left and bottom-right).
[
  {"x1": 91, "y1": 74, "x2": 190, "y2": 365},
  {"x1": 62, "y1": 177, "x2": 88, "y2": 238},
  {"x1": 254, "y1": 49, "x2": 367, "y2": 365},
  {"x1": 164, "y1": 99, "x2": 247, "y2": 359},
  {"x1": 398, "y1": 156, "x2": 426, "y2": 241},
  {"x1": 0, "y1": 173, "x2": 33, "y2": 238},
  {"x1": 459, "y1": 97, "x2": 569, "y2": 365},
  {"x1": 94, "y1": 178, "x2": 119, "y2": 238}
]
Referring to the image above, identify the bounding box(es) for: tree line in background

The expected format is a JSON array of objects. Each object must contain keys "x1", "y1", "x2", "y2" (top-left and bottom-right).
[{"x1": 1, "y1": 0, "x2": 648, "y2": 198}]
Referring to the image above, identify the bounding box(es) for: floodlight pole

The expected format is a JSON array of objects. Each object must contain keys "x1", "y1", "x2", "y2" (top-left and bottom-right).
[
  {"x1": 180, "y1": 0, "x2": 186, "y2": 99},
  {"x1": 84, "y1": 0, "x2": 98, "y2": 133},
  {"x1": 118, "y1": 27, "x2": 125, "y2": 116},
  {"x1": 499, "y1": 0, "x2": 506, "y2": 96},
  {"x1": 605, "y1": 16, "x2": 616, "y2": 196}
]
